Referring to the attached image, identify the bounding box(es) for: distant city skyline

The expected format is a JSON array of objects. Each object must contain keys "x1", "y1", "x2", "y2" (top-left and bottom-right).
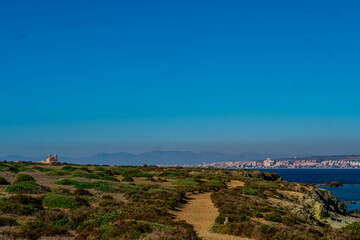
[{"x1": 1, "y1": 1, "x2": 360, "y2": 158}]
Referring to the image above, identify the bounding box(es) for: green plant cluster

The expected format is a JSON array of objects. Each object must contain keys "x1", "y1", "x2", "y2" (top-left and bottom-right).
[
  {"x1": 0, "y1": 195, "x2": 43, "y2": 215},
  {"x1": 0, "y1": 216, "x2": 17, "y2": 226},
  {"x1": 5, "y1": 174, "x2": 50, "y2": 194},
  {"x1": 0, "y1": 176, "x2": 10, "y2": 185},
  {"x1": 43, "y1": 192, "x2": 89, "y2": 209},
  {"x1": 0, "y1": 161, "x2": 35, "y2": 173}
]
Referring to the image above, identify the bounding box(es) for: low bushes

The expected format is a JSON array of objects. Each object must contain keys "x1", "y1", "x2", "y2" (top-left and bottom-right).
[
  {"x1": 55, "y1": 178, "x2": 133, "y2": 193},
  {"x1": 12, "y1": 221, "x2": 68, "y2": 240},
  {"x1": 0, "y1": 216, "x2": 17, "y2": 226},
  {"x1": 3, "y1": 173, "x2": 43, "y2": 193},
  {"x1": 55, "y1": 179, "x2": 93, "y2": 189},
  {"x1": 125, "y1": 184, "x2": 184, "y2": 211},
  {"x1": 6, "y1": 181, "x2": 50, "y2": 194},
  {"x1": 342, "y1": 222, "x2": 360, "y2": 239},
  {"x1": 263, "y1": 212, "x2": 283, "y2": 223},
  {"x1": 0, "y1": 195, "x2": 43, "y2": 215},
  {"x1": 159, "y1": 170, "x2": 189, "y2": 179},
  {"x1": 61, "y1": 166, "x2": 77, "y2": 172},
  {"x1": 172, "y1": 178, "x2": 198, "y2": 187},
  {"x1": 0, "y1": 176, "x2": 9, "y2": 185},
  {"x1": 93, "y1": 181, "x2": 122, "y2": 193},
  {"x1": 71, "y1": 170, "x2": 100, "y2": 179},
  {"x1": 14, "y1": 174, "x2": 35, "y2": 184},
  {"x1": 43, "y1": 193, "x2": 89, "y2": 209},
  {"x1": 32, "y1": 166, "x2": 52, "y2": 172},
  {"x1": 74, "y1": 188, "x2": 93, "y2": 196},
  {"x1": 122, "y1": 176, "x2": 134, "y2": 182},
  {"x1": 45, "y1": 170, "x2": 71, "y2": 176}
]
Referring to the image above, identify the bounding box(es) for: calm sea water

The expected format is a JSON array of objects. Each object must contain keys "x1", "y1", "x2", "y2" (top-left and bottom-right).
[
  {"x1": 259, "y1": 169, "x2": 360, "y2": 211},
  {"x1": 259, "y1": 169, "x2": 360, "y2": 184}
]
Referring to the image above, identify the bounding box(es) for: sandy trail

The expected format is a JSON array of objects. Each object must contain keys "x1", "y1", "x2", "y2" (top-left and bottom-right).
[{"x1": 173, "y1": 180, "x2": 251, "y2": 240}]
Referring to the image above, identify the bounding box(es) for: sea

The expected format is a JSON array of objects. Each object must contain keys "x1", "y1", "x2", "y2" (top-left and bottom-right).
[{"x1": 259, "y1": 169, "x2": 360, "y2": 212}]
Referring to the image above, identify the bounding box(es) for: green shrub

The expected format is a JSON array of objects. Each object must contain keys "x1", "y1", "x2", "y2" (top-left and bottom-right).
[
  {"x1": 159, "y1": 170, "x2": 186, "y2": 179},
  {"x1": 18, "y1": 166, "x2": 34, "y2": 172},
  {"x1": 122, "y1": 176, "x2": 134, "y2": 182},
  {"x1": 37, "y1": 210, "x2": 70, "y2": 228},
  {"x1": 14, "y1": 174, "x2": 35, "y2": 183},
  {"x1": 207, "y1": 179, "x2": 222, "y2": 185},
  {"x1": 172, "y1": 178, "x2": 198, "y2": 186},
  {"x1": 32, "y1": 166, "x2": 52, "y2": 172},
  {"x1": 0, "y1": 176, "x2": 9, "y2": 185},
  {"x1": 263, "y1": 212, "x2": 283, "y2": 223},
  {"x1": 0, "y1": 195, "x2": 43, "y2": 215},
  {"x1": 52, "y1": 216, "x2": 69, "y2": 227},
  {"x1": 93, "y1": 181, "x2": 117, "y2": 192},
  {"x1": 345, "y1": 221, "x2": 360, "y2": 231},
  {"x1": 79, "y1": 167, "x2": 91, "y2": 172},
  {"x1": 101, "y1": 175, "x2": 119, "y2": 181},
  {"x1": 43, "y1": 193, "x2": 81, "y2": 208},
  {"x1": 8, "y1": 166, "x2": 19, "y2": 173},
  {"x1": 215, "y1": 214, "x2": 226, "y2": 224},
  {"x1": 55, "y1": 179, "x2": 77, "y2": 185},
  {"x1": 6, "y1": 181, "x2": 49, "y2": 194},
  {"x1": 132, "y1": 171, "x2": 153, "y2": 178},
  {"x1": 45, "y1": 170, "x2": 69, "y2": 176},
  {"x1": 0, "y1": 216, "x2": 17, "y2": 226},
  {"x1": 95, "y1": 166, "x2": 106, "y2": 171},
  {"x1": 55, "y1": 179, "x2": 93, "y2": 189},
  {"x1": 343, "y1": 222, "x2": 360, "y2": 239},
  {"x1": 71, "y1": 170, "x2": 100, "y2": 179},
  {"x1": 74, "y1": 188, "x2": 93, "y2": 196},
  {"x1": 61, "y1": 166, "x2": 76, "y2": 171},
  {"x1": 244, "y1": 188, "x2": 261, "y2": 196},
  {"x1": 93, "y1": 211, "x2": 121, "y2": 225},
  {"x1": 102, "y1": 195, "x2": 114, "y2": 200},
  {"x1": 13, "y1": 221, "x2": 67, "y2": 240}
]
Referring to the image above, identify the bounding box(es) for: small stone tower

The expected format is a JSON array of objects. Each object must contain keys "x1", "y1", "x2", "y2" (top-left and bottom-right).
[{"x1": 41, "y1": 154, "x2": 59, "y2": 164}]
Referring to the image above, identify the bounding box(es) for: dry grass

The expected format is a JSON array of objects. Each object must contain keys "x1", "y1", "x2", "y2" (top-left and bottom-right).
[
  {"x1": 132, "y1": 177, "x2": 174, "y2": 187},
  {"x1": 227, "y1": 180, "x2": 245, "y2": 188}
]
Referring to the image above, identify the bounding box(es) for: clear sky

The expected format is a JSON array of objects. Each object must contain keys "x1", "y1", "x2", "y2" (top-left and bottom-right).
[{"x1": 0, "y1": 0, "x2": 359, "y2": 157}]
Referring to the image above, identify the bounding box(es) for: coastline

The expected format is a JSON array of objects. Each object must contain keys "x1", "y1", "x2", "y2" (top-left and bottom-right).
[
  {"x1": 258, "y1": 169, "x2": 360, "y2": 213},
  {"x1": 317, "y1": 184, "x2": 360, "y2": 212}
]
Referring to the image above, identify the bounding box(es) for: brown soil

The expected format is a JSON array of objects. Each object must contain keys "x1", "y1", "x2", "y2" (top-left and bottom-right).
[{"x1": 173, "y1": 180, "x2": 251, "y2": 240}]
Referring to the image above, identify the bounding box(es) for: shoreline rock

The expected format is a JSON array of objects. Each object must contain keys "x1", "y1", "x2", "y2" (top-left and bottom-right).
[{"x1": 319, "y1": 181, "x2": 344, "y2": 187}]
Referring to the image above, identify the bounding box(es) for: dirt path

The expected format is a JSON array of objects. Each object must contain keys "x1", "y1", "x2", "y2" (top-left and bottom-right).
[{"x1": 173, "y1": 180, "x2": 251, "y2": 240}]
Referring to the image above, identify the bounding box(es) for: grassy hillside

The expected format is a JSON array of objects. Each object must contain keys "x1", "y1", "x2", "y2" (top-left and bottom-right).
[{"x1": 0, "y1": 161, "x2": 359, "y2": 240}]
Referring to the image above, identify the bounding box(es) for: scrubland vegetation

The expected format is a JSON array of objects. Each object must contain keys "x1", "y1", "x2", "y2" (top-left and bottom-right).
[{"x1": 0, "y1": 160, "x2": 359, "y2": 239}]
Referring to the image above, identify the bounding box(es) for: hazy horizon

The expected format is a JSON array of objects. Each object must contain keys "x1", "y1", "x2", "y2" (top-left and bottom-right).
[{"x1": 1, "y1": 143, "x2": 360, "y2": 159}]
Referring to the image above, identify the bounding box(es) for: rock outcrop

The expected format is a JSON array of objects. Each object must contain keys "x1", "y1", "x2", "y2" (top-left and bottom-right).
[
  {"x1": 271, "y1": 183, "x2": 357, "y2": 228},
  {"x1": 240, "y1": 170, "x2": 283, "y2": 181}
]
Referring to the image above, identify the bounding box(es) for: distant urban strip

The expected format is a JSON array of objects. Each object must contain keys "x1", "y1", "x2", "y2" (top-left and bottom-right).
[{"x1": 202, "y1": 156, "x2": 360, "y2": 169}]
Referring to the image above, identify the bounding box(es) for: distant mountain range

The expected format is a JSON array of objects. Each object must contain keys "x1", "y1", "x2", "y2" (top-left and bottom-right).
[{"x1": 1, "y1": 151, "x2": 296, "y2": 166}]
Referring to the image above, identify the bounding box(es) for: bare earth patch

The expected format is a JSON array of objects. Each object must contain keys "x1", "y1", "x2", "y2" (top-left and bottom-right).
[
  {"x1": 227, "y1": 180, "x2": 245, "y2": 188},
  {"x1": 173, "y1": 181, "x2": 251, "y2": 240}
]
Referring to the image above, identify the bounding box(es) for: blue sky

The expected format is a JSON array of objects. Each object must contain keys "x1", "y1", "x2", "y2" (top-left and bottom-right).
[{"x1": 0, "y1": 0, "x2": 359, "y2": 157}]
